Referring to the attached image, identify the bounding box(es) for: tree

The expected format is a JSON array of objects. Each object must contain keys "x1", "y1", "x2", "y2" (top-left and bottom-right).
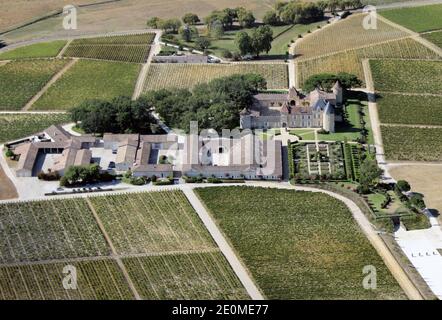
[
  {"x1": 328, "y1": 0, "x2": 340, "y2": 13},
  {"x1": 317, "y1": 0, "x2": 329, "y2": 11},
  {"x1": 147, "y1": 17, "x2": 161, "y2": 28},
  {"x1": 144, "y1": 74, "x2": 267, "y2": 132},
  {"x1": 180, "y1": 26, "x2": 191, "y2": 42},
  {"x1": 280, "y1": 2, "x2": 324, "y2": 24},
  {"x1": 359, "y1": 158, "x2": 383, "y2": 189},
  {"x1": 274, "y1": 1, "x2": 289, "y2": 16},
  {"x1": 182, "y1": 13, "x2": 200, "y2": 25},
  {"x1": 235, "y1": 31, "x2": 252, "y2": 56},
  {"x1": 350, "y1": 0, "x2": 363, "y2": 9},
  {"x1": 303, "y1": 72, "x2": 362, "y2": 92},
  {"x1": 410, "y1": 194, "x2": 426, "y2": 210},
  {"x1": 337, "y1": 0, "x2": 348, "y2": 10},
  {"x1": 159, "y1": 18, "x2": 182, "y2": 34},
  {"x1": 195, "y1": 37, "x2": 211, "y2": 50},
  {"x1": 210, "y1": 20, "x2": 224, "y2": 39},
  {"x1": 179, "y1": 25, "x2": 198, "y2": 42},
  {"x1": 263, "y1": 11, "x2": 280, "y2": 26},
  {"x1": 205, "y1": 10, "x2": 232, "y2": 30},
  {"x1": 62, "y1": 164, "x2": 101, "y2": 186},
  {"x1": 237, "y1": 8, "x2": 255, "y2": 28},
  {"x1": 250, "y1": 25, "x2": 273, "y2": 57},
  {"x1": 70, "y1": 96, "x2": 156, "y2": 135},
  {"x1": 397, "y1": 180, "x2": 411, "y2": 192}
]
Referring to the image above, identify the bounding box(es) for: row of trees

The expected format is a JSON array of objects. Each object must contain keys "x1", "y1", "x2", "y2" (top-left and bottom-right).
[
  {"x1": 70, "y1": 96, "x2": 157, "y2": 135},
  {"x1": 302, "y1": 72, "x2": 362, "y2": 92},
  {"x1": 143, "y1": 74, "x2": 267, "y2": 132},
  {"x1": 317, "y1": 0, "x2": 363, "y2": 12},
  {"x1": 204, "y1": 7, "x2": 256, "y2": 31},
  {"x1": 263, "y1": 0, "x2": 362, "y2": 26}
]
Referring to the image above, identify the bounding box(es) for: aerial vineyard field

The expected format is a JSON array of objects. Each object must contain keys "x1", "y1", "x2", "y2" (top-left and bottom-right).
[
  {"x1": 0, "y1": 41, "x2": 67, "y2": 60},
  {"x1": 297, "y1": 37, "x2": 439, "y2": 86},
  {"x1": 123, "y1": 252, "x2": 249, "y2": 300},
  {"x1": 32, "y1": 60, "x2": 140, "y2": 110},
  {"x1": 370, "y1": 59, "x2": 442, "y2": 94},
  {"x1": 89, "y1": 191, "x2": 215, "y2": 255},
  {"x1": 0, "y1": 199, "x2": 109, "y2": 264},
  {"x1": 0, "y1": 259, "x2": 133, "y2": 300},
  {"x1": 422, "y1": 31, "x2": 442, "y2": 49},
  {"x1": 195, "y1": 186, "x2": 406, "y2": 300},
  {"x1": 0, "y1": 113, "x2": 70, "y2": 143},
  {"x1": 295, "y1": 13, "x2": 408, "y2": 60},
  {"x1": 381, "y1": 126, "x2": 442, "y2": 161},
  {"x1": 377, "y1": 93, "x2": 442, "y2": 126},
  {"x1": 143, "y1": 63, "x2": 289, "y2": 91},
  {"x1": 64, "y1": 44, "x2": 150, "y2": 63},
  {"x1": 0, "y1": 59, "x2": 69, "y2": 110},
  {"x1": 64, "y1": 33, "x2": 155, "y2": 63},
  {"x1": 379, "y1": 4, "x2": 442, "y2": 33},
  {"x1": 71, "y1": 33, "x2": 155, "y2": 45}
]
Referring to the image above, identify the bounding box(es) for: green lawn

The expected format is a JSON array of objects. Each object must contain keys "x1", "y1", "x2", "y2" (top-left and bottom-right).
[
  {"x1": 380, "y1": 4, "x2": 442, "y2": 32},
  {"x1": 32, "y1": 60, "x2": 140, "y2": 110},
  {"x1": 289, "y1": 128, "x2": 316, "y2": 140},
  {"x1": 0, "y1": 41, "x2": 67, "y2": 60},
  {"x1": 269, "y1": 21, "x2": 327, "y2": 56},
  {"x1": 196, "y1": 186, "x2": 406, "y2": 300},
  {"x1": 367, "y1": 191, "x2": 411, "y2": 216},
  {"x1": 317, "y1": 100, "x2": 373, "y2": 144},
  {"x1": 0, "y1": 59, "x2": 69, "y2": 110}
]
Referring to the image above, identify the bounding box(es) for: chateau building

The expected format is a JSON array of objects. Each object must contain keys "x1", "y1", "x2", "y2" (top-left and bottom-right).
[{"x1": 240, "y1": 82, "x2": 343, "y2": 133}]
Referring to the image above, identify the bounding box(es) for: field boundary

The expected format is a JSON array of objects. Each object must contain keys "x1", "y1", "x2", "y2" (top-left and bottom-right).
[
  {"x1": 85, "y1": 198, "x2": 141, "y2": 300},
  {"x1": 57, "y1": 39, "x2": 72, "y2": 58},
  {"x1": 381, "y1": 123, "x2": 442, "y2": 128},
  {"x1": 377, "y1": 90, "x2": 442, "y2": 97},
  {"x1": 22, "y1": 58, "x2": 78, "y2": 111},
  {"x1": 133, "y1": 31, "x2": 161, "y2": 99}
]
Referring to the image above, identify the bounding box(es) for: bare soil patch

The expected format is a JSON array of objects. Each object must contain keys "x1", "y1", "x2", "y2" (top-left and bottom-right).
[
  {"x1": 0, "y1": 163, "x2": 17, "y2": 200},
  {"x1": 389, "y1": 165, "x2": 442, "y2": 216}
]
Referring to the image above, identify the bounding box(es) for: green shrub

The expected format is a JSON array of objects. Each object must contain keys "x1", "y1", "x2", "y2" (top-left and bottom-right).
[
  {"x1": 207, "y1": 177, "x2": 222, "y2": 184},
  {"x1": 5, "y1": 149, "x2": 14, "y2": 157},
  {"x1": 37, "y1": 171, "x2": 60, "y2": 181}
]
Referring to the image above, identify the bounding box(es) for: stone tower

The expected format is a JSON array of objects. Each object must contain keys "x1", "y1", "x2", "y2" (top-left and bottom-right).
[
  {"x1": 332, "y1": 81, "x2": 343, "y2": 106},
  {"x1": 323, "y1": 102, "x2": 335, "y2": 133}
]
